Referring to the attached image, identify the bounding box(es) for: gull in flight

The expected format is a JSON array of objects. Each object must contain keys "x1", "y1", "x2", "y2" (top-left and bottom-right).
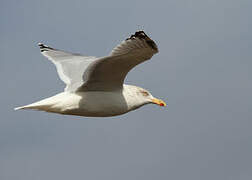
[{"x1": 15, "y1": 31, "x2": 166, "y2": 117}]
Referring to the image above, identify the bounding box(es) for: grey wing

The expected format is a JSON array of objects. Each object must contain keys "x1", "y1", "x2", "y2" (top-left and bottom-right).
[
  {"x1": 78, "y1": 31, "x2": 159, "y2": 92},
  {"x1": 38, "y1": 43, "x2": 97, "y2": 92}
]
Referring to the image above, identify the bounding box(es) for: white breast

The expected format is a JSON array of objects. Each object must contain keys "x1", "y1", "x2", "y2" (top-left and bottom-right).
[{"x1": 46, "y1": 90, "x2": 128, "y2": 117}]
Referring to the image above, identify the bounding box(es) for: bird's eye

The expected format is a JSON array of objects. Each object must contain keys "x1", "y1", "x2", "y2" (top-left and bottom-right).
[{"x1": 140, "y1": 90, "x2": 149, "y2": 97}]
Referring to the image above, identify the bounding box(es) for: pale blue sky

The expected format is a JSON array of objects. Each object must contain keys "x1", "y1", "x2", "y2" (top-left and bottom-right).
[{"x1": 1, "y1": 0, "x2": 252, "y2": 180}]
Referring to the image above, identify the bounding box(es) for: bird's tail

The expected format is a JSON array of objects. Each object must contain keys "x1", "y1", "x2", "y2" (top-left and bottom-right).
[
  {"x1": 14, "y1": 95, "x2": 60, "y2": 112},
  {"x1": 14, "y1": 106, "x2": 28, "y2": 110},
  {"x1": 14, "y1": 102, "x2": 49, "y2": 111}
]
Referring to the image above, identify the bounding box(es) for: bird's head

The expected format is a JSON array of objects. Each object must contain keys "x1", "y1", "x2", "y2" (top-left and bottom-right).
[
  {"x1": 137, "y1": 88, "x2": 166, "y2": 107},
  {"x1": 123, "y1": 85, "x2": 166, "y2": 110}
]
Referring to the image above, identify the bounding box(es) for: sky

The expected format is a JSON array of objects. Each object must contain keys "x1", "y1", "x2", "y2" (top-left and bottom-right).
[{"x1": 0, "y1": 0, "x2": 252, "y2": 179}]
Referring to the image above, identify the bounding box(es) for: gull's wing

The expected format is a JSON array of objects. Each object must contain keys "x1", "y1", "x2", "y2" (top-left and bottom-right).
[
  {"x1": 77, "y1": 31, "x2": 158, "y2": 91},
  {"x1": 38, "y1": 43, "x2": 97, "y2": 92}
]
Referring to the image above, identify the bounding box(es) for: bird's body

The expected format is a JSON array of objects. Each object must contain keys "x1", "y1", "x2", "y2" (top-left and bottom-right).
[
  {"x1": 16, "y1": 85, "x2": 150, "y2": 117},
  {"x1": 15, "y1": 31, "x2": 166, "y2": 117}
]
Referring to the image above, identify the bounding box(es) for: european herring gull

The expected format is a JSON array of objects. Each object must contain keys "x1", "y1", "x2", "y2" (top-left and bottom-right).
[{"x1": 15, "y1": 31, "x2": 166, "y2": 117}]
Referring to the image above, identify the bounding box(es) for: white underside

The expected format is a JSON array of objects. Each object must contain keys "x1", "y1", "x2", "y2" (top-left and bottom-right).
[{"x1": 15, "y1": 85, "x2": 150, "y2": 117}]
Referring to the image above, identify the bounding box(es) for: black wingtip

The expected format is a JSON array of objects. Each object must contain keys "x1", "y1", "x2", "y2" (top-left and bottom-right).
[
  {"x1": 38, "y1": 42, "x2": 53, "y2": 52},
  {"x1": 126, "y1": 31, "x2": 147, "y2": 40},
  {"x1": 126, "y1": 31, "x2": 158, "y2": 51}
]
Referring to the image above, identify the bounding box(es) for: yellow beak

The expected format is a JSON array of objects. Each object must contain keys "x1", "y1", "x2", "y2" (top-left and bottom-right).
[{"x1": 151, "y1": 98, "x2": 166, "y2": 107}]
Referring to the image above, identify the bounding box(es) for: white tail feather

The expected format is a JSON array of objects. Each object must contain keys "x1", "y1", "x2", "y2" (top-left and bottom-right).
[
  {"x1": 14, "y1": 106, "x2": 26, "y2": 110},
  {"x1": 14, "y1": 104, "x2": 49, "y2": 111},
  {"x1": 14, "y1": 93, "x2": 64, "y2": 112}
]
